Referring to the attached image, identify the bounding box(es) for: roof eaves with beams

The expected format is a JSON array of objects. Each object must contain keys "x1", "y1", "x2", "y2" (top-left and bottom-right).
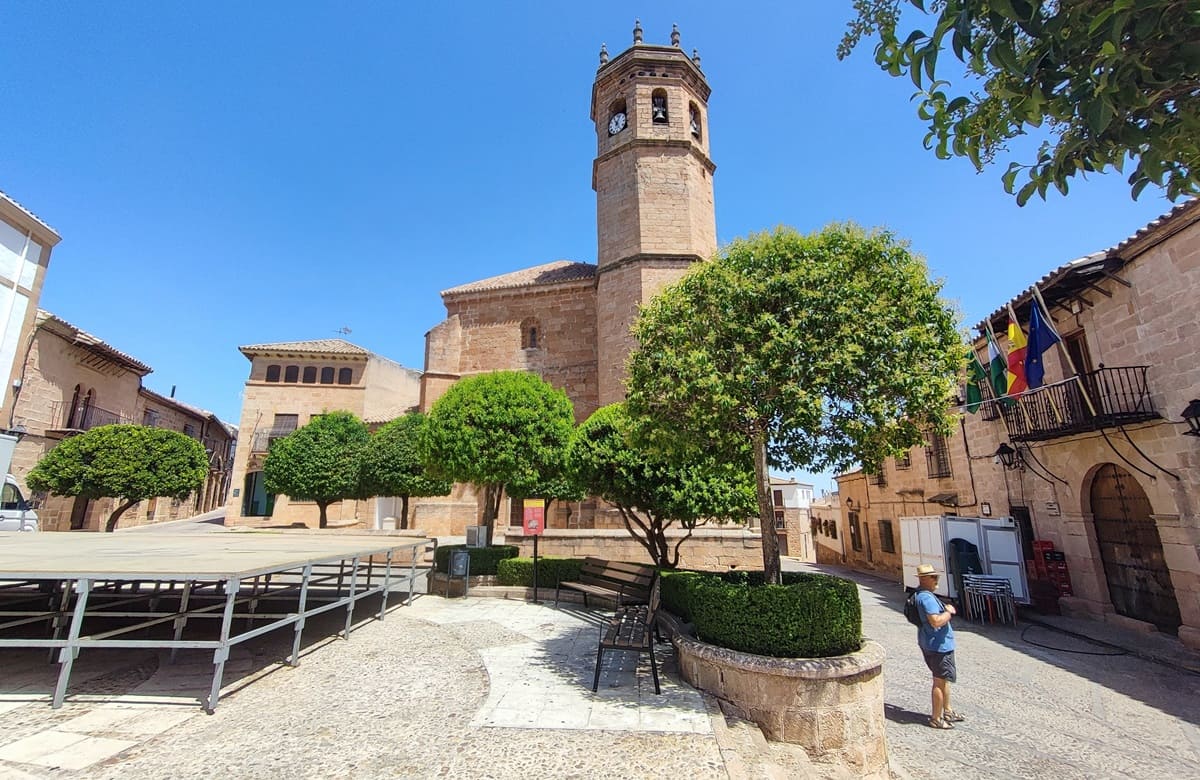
[
  {"x1": 974, "y1": 198, "x2": 1200, "y2": 336},
  {"x1": 37, "y1": 310, "x2": 152, "y2": 376}
]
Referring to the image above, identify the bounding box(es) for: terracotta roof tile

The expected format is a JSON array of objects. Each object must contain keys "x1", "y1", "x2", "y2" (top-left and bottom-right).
[
  {"x1": 239, "y1": 338, "x2": 371, "y2": 356},
  {"x1": 442, "y1": 260, "x2": 596, "y2": 296}
]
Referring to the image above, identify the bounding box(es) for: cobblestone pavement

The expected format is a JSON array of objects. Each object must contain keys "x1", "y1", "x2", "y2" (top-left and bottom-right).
[
  {"x1": 788, "y1": 561, "x2": 1200, "y2": 779},
  {"x1": 0, "y1": 593, "x2": 818, "y2": 779}
]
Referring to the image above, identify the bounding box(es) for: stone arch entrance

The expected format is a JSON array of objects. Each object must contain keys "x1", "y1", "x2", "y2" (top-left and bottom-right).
[{"x1": 1089, "y1": 463, "x2": 1181, "y2": 633}]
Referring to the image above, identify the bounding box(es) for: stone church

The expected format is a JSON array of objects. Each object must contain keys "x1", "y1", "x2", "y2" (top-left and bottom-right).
[{"x1": 413, "y1": 24, "x2": 720, "y2": 534}]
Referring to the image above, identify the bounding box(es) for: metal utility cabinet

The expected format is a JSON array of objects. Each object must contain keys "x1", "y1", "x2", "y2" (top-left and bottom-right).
[{"x1": 900, "y1": 515, "x2": 1030, "y2": 604}]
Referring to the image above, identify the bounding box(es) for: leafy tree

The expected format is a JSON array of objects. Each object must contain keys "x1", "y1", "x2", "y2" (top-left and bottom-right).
[
  {"x1": 263, "y1": 411, "x2": 369, "y2": 528},
  {"x1": 839, "y1": 1, "x2": 1200, "y2": 203},
  {"x1": 421, "y1": 371, "x2": 576, "y2": 542},
  {"x1": 626, "y1": 225, "x2": 961, "y2": 583},
  {"x1": 569, "y1": 403, "x2": 757, "y2": 568},
  {"x1": 358, "y1": 412, "x2": 451, "y2": 529},
  {"x1": 26, "y1": 424, "x2": 208, "y2": 532}
]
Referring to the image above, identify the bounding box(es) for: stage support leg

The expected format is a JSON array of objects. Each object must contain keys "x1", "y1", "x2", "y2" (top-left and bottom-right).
[
  {"x1": 379, "y1": 550, "x2": 394, "y2": 619},
  {"x1": 170, "y1": 580, "x2": 194, "y2": 664},
  {"x1": 205, "y1": 578, "x2": 240, "y2": 713},
  {"x1": 342, "y1": 557, "x2": 360, "y2": 639},
  {"x1": 52, "y1": 578, "x2": 92, "y2": 709},
  {"x1": 289, "y1": 565, "x2": 313, "y2": 667}
]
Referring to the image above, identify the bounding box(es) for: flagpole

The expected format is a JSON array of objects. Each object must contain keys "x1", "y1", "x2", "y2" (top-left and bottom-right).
[{"x1": 1033, "y1": 286, "x2": 1097, "y2": 417}]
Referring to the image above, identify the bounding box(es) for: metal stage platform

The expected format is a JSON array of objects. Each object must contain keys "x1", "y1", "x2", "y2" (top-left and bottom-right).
[{"x1": 0, "y1": 531, "x2": 434, "y2": 711}]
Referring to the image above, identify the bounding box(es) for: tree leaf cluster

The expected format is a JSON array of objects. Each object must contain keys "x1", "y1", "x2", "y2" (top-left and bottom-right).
[
  {"x1": 421, "y1": 371, "x2": 577, "y2": 531},
  {"x1": 628, "y1": 224, "x2": 961, "y2": 477},
  {"x1": 569, "y1": 403, "x2": 756, "y2": 567},
  {"x1": 26, "y1": 424, "x2": 208, "y2": 531},
  {"x1": 626, "y1": 224, "x2": 961, "y2": 579},
  {"x1": 264, "y1": 410, "x2": 370, "y2": 528},
  {"x1": 840, "y1": 0, "x2": 1200, "y2": 202}
]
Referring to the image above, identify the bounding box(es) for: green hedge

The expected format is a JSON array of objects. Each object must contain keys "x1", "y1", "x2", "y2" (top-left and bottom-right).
[
  {"x1": 660, "y1": 569, "x2": 862, "y2": 658},
  {"x1": 433, "y1": 544, "x2": 519, "y2": 575},
  {"x1": 496, "y1": 556, "x2": 584, "y2": 587}
]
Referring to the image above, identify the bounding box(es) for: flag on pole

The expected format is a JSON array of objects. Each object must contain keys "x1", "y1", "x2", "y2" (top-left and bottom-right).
[
  {"x1": 1026, "y1": 295, "x2": 1061, "y2": 389},
  {"x1": 1006, "y1": 304, "x2": 1028, "y2": 397},
  {"x1": 985, "y1": 327, "x2": 1007, "y2": 399},
  {"x1": 965, "y1": 349, "x2": 988, "y2": 413}
]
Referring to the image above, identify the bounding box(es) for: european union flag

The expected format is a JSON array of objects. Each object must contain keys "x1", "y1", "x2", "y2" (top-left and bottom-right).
[{"x1": 1025, "y1": 300, "x2": 1060, "y2": 389}]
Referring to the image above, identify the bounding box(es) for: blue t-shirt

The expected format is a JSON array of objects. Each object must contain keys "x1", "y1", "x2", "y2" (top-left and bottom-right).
[{"x1": 915, "y1": 589, "x2": 955, "y2": 653}]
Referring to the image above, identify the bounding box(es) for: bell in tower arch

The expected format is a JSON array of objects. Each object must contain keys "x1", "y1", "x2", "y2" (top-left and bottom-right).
[{"x1": 651, "y1": 90, "x2": 668, "y2": 124}]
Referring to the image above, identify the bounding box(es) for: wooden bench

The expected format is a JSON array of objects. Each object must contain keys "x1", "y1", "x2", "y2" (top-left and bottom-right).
[
  {"x1": 592, "y1": 577, "x2": 662, "y2": 694},
  {"x1": 555, "y1": 556, "x2": 657, "y2": 609}
]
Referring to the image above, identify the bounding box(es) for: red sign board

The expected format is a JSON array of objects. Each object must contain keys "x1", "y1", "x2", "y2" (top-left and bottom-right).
[{"x1": 522, "y1": 499, "x2": 545, "y2": 536}]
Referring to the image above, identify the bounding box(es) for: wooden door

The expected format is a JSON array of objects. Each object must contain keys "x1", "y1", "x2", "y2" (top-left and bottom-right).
[{"x1": 1091, "y1": 463, "x2": 1180, "y2": 633}]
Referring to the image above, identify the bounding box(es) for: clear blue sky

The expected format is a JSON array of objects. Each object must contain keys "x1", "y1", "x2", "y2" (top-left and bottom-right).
[{"x1": 2, "y1": 2, "x2": 1177, "y2": 492}]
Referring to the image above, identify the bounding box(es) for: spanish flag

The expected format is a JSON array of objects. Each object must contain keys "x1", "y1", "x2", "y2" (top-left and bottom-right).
[{"x1": 1006, "y1": 304, "x2": 1028, "y2": 397}]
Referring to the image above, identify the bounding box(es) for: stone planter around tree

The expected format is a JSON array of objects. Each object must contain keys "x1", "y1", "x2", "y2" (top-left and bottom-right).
[{"x1": 667, "y1": 613, "x2": 888, "y2": 778}]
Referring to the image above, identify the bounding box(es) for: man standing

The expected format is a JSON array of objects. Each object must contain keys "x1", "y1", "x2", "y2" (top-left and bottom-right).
[{"x1": 914, "y1": 563, "x2": 965, "y2": 729}]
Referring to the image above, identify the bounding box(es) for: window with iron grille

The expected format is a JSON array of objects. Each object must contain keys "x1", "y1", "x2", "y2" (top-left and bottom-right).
[
  {"x1": 925, "y1": 431, "x2": 953, "y2": 478},
  {"x1": 870, "y1": 469, "x2": 887, "y2": 487},
  {"x1": 848, "y1": 510, "x2": 862, "y2": 551},
  {"x1": 879, "y1": 519, "x2": 896, "y2": 553},
  {"x1": 302, "y1": 366, "x2": 317, "y2": 384},
  {"x1": 265, "y1": 365, "x2": 281, "y2": 382},
  {"x1": 183, "y1": 423, "x2": 197, "y2": 438},
  {"x1": 895, "y1": 450, "x2": 911, "y2": 469},
  {"x1": 774, "y1": 511, "x2": 786, "y2": 530}
]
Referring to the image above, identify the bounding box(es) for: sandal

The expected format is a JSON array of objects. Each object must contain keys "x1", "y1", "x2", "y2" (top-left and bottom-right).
[
  {"x1": 943, "y1": 709, "x2": 966, "y2": 723},
  {"x1": 928, "y1": 717, "x2": 954, "y2": 729}
]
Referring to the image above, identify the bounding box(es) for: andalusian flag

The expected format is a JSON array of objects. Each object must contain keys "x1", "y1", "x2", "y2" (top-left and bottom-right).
[
  {"x1": 985, "y1": 328, "x2": 1007, "y2": 399},
  {"x1": 1006, "y1": 304, "x2": 1028, "y2": 397},
  {"x1": 965, "y1": 349, "x2": 988, "y2": 414}
]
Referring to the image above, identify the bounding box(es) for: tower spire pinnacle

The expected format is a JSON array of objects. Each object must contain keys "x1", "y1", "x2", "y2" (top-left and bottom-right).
[
  {"x1": 671, "y1": 23, "x2": 680, "y2": 47},
  {"x1": 633, "y1": 19, "x2": 643, "y2": 45}
]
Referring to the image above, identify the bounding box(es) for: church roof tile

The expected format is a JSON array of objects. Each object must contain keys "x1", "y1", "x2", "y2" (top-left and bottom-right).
[{"x1": 442, "y1": 260, "x2": 596, "y2": 296}]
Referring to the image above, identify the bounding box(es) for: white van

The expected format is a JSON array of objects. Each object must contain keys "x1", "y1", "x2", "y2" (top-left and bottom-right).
[{"x1": 0, "y1": 475, "x2": 38, "y2": 531}]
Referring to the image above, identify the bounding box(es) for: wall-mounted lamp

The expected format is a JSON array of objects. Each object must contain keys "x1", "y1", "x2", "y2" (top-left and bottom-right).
[
  {"x1": 994, "y1": 442, "x2": 1021, "y2": 470},
  {"x1": 844, "y1": 497, "x2": 854, "y2": 509},
  {"x1": 1182, "y1": 399, "x2": 1200, "y2": 437}
]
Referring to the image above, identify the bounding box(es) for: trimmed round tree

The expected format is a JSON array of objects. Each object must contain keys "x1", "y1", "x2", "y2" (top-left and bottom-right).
[
  {"x1": 263, "y1": 410, "x2": 369, "y2": 528},
  {"x1": 570, "y1": 403, "x2": 756, "y2": 568},
  {"x1": 26, "y1": 424, "x2": 208, "y2": 532},
  {"x1": 627, "y1": 224, "x2": 961, "y2": 583},
  {"x1": 358, "y1": 412, "x2": 451, "y2": 529},
  {"x1": 421, "y1": 371, "x2": 575, "y2": 542}
]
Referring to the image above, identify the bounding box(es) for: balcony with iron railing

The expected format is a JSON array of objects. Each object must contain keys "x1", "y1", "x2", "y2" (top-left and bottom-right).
[
  {"x1": 46, "y1": 401, "x2": 136, "y2": 436},
  {"x1": 1000, "y1": 365, "x2": 1159, "y2": 443},
  {"x1": 250, "y1": 426, "x2": 298, "y2": 453}
]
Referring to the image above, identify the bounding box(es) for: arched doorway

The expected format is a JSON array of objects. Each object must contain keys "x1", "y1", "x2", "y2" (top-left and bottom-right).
[{"x1": 1090, "y1": 463, "x2": 1181, "y2": 633}]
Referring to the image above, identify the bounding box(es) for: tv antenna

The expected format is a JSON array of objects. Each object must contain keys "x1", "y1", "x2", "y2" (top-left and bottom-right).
[{"x1": 334, "y1": 326, "x2": 352, "y2": 335}]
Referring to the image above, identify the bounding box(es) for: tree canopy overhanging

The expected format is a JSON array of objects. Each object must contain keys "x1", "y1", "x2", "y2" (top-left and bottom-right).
[
  {"x1": 839, "y1": 0, "x2": 1200, "y2": 203},
  {"x1": 26, "y1": 424, "x2": 209, "y2": 532},
  {"x1": 626, "y1": 224, "x2": 962, "y2": 581}
]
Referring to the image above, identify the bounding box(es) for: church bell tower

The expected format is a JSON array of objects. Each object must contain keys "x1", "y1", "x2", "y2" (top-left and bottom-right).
[{"x1": 592, "y1": 21, "x2": 717, "y2": 406}]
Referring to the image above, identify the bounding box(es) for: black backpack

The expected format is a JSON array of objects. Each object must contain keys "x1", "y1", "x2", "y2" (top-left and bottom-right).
[{"x1": 904, "y1": 590, "x2": 933, "y2": 627}]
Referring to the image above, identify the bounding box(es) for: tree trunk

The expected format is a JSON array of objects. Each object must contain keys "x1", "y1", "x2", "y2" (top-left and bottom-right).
[
  {"x1": 481, "y1": 483, "x2": 504, "y2": 545},
  {"x1": 104, "y1": 499, "x2": 140, "y2": 532},
  {"x1": 317, "y1": 501, "x2": 329, "y2": 529},
  {"x1": 400, "y1": 495, "x2": 410, "y2": 530},
  {"x1": 753, "y1": 429, "x2": 781, "y2": 584}
]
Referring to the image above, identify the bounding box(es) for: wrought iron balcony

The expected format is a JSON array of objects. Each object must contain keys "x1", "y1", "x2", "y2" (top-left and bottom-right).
[
  {"x1": 1000, "y1": 366, "x2": 1159, "y2": 443},
  {"x1": 250, "y1": 426, "x2": 297, "y2": 453},
  {"x1": 46, "y1": 401, "x2": 135, "y2": 434}
]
